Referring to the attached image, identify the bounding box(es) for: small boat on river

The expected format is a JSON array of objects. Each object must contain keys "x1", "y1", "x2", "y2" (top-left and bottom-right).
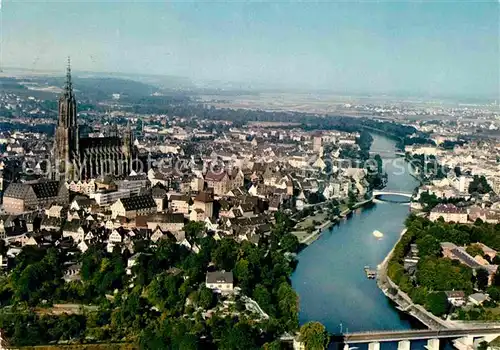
[
  {"x1": 364, "y1": 266, "x2": 377, "y2": 279},
  {"x1": 372, "y1": 230, "x2": 384, "y2": 239}
]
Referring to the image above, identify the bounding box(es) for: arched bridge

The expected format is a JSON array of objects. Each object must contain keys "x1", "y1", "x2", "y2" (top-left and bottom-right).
[
  {"x1": 369, "y1": 150, "x2": 406, "y2": 157},
  {"x1": 373, "y1": 190, "x2": 413, "y2": 199}
]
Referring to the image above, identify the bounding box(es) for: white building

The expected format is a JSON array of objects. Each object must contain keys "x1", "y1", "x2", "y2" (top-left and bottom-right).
[{"x1": 205, "y1": 270, "x2": 234, "y2": 294}]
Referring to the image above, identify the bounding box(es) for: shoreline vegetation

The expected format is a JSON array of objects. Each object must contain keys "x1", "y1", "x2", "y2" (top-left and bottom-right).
[
  {"x1": 292, "y1": 196, "x2": 375, "y2": 246},
  {"x1": 376, "y1": 228, "x2": 449, "y2": 329}
]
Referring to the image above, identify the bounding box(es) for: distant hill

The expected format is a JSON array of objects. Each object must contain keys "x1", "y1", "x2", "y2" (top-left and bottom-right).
[{"x1": 0, "y1": 74, "x2": 182, "y2": 101}]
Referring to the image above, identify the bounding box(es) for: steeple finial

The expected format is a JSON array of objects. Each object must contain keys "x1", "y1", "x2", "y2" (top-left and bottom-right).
[{"x1": 65, "y1": 56, "x2": 73, "y2": 95}]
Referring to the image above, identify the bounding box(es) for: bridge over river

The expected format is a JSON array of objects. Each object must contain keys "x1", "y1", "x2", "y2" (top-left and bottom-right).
[
  {"x1": 344, "y1": 327, "x2": 500, "y2": 343},
  {"x1": 340, "y1": 327, "x2": 500, "y2": 350},
  {"x1": 372, "y1": 190, "x2": 413, "y2": 204},
  {"x1": 372, "y1": 190, "x2": 412, "y2": 198}
]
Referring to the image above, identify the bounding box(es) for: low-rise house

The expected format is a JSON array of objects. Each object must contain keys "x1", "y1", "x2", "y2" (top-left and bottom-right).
[
  {"x1": 64, "y1": 264, "x2": 82, "y2": 282},
  {"x1": 62, "y1": 221, "x2": 86, "y2": 243},
  {"x1": 70, "y1": 195, "x2": 94, "y2": 212},
  {"x1": 77, "y1": 240, "x2": 89, "y2": 253},
  {"x1": 205, "y1": 270, "x2": 234, "y2": 294},
  {"x1": 469, "y1": 292, "x2": 489, "y2": 306},
  {"x1": 46, "y1": 205, "x2": 65, "y2": 218},
  {"x1": 193, "y1": 191, "x2": 214, "y2": 219},
  {"x1": 145, "y1": 213, "x2": 185, "y2": 233},
  {"x1": 151, "y1": 185, "x2": 168, "y2": 212},
  {"x1": 108, "y1": 229, "x2": 124, "y2": 243},
  {"x1": 169, "y1": 194, "x2": 190, "y2": 215},
  {"x1": 445, "y1": 291, "x2": 466, "y2": 307},
  {"x1": 189, "y1": 208, "x2": 206, "y2": 222},
  {"x1": 150, "y1": 227, "x2": 165, "y2": 243}
]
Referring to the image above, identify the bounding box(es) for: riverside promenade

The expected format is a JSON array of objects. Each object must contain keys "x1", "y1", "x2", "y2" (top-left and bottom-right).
[{"x1": 297, "y1": 196, "x2": 375, "y2": 245}]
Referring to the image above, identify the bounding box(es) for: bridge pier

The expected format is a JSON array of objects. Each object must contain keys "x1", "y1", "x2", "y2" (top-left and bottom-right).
[
  {"x1": 368, "y1": 342, "x2": 380, "y2": 350},
  {"x1": 425, "y1": 338, "x2": 439, "y2": 350},
  {"x1": 453, "y1": 336, "x2": 474, "y2": 350},
  {"x1": 480, "y1": 335, "x2": 498, "y2": 343},
  {"x1": 398, "y1": 340, "x2": 410, "y2": 350}
]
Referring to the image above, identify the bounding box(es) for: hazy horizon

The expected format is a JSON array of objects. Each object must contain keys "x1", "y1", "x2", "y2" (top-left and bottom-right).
[{"x1": 2, "y1": 1, "x2": 499, "y2": 99}]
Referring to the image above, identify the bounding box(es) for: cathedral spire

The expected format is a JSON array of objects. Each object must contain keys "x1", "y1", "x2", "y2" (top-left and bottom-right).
[{"x1": 65, "y1": 56, "x2": 73, "y2": 96}]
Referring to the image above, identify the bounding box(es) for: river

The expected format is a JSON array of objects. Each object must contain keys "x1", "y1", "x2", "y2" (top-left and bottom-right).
[{"x1": 291, "y1": 134, "x2": 453, "y2": 349}]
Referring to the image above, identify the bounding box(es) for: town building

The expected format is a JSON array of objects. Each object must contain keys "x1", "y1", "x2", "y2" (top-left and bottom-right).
[
  {"x1": 205, "y1": 270, "x2": 234, "y2": 294},
  {"x1": 110, "y1": 195, "x2": 157, "y2": 219},
  {"x1": 429, "y1": 204, "x2": 468, "y2": 223},
  {"x1": 3, "y1": 181, "x2": 69, "y2": 214}
]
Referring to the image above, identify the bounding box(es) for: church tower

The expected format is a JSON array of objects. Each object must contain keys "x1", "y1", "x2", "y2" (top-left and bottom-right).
[{"x1": 54, "y1": 58, "x2": 79, "y2": 177}]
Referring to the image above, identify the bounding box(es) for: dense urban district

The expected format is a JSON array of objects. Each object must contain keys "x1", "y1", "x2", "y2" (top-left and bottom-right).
[{"x1": 0, "y1": 67, "x2": 499, "y2": 349}]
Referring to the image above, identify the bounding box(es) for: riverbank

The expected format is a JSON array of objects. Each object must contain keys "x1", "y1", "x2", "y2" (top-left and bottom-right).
[
  {"x1": 293, "y1": 196, "x2": 374, "y2": 246},
  {"x1": 376, "y1": 228, "x2": 451, "y2": 330}
]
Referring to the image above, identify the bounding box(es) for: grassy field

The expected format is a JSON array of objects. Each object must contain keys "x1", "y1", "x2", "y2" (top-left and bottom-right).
[
  {"x1": 294, "y1": 212, "x2": 327, "y2": 231},
  {"x1": 292, "y1": 211, "x2": 329, "y2": 243}
]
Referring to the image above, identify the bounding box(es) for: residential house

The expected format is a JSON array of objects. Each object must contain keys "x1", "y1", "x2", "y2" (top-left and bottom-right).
[
  {"x1": 205, "y1": 270, "x2": 234, "y2": 294},
  {"x1": 193, "y1": 191, "x2": 214, "y2": 219},
  {"x1": 62, "y1": 221, "x2": 86, "y2": 243},
  {"x1": 204, "y1": 171, "x2": 231, "y2": 196},
  {"x1": 145, "y1": 213, "x2": 184, "y2": 233},
  {"x1": 445, "y1": 291, "x2": 466, "y2": 307},
  {"x1": 469, "y1": 293, "x2": 489, "y2": 306},
  {"x1": 151, "y1": 185, "x2": 168, "y2": 212},
  {"x1": 169, "y1": 194, "x2": 190, "y2": 215}
]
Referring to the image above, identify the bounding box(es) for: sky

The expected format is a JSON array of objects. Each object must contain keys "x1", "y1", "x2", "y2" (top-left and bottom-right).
[{"x1": 1, "y1": 1, "x2": 499, "y2": 98}]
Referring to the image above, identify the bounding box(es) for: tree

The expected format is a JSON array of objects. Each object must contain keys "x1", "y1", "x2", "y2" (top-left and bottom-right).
[
  {"x1": 253, "y1": 284, "x2": 273, "y2": 315},
  {"x1": 219, "y1": 322, "x2": 259, "y2": 350},
  {"x1": 184, "y1": 221, "x2": 206, "y2": 242},
  {"x1": 280, "y1": 233, "x2": 300, "y2": 253},
  {"x1": 478, "y1": 341, "x2": 489, "y2": 350},
  {"x1": 277, "y1": 282, "x2": 299, "y2": 330},
  {"x1": 212, "y1": 238, "x2": 238, "y2": 271},
  {"x1": 425, "y1": 292, "x2": 449, "y2": 317},
  {"x1": 146, "y1": 273, "x2": 184, "y2": 311},
  {"x1": 468, "y1": 175, "x2": 492, "y2": 194},
  {"x1": 416, "y1": 235, "x2": 440, "y2": 258},
  {"x1": 234, "y1": 259, "x2": 252, "y2": 292},
  {"x1": 466, "y1": 244, "x2": 484, "y2": 258},
  {"x1": 476, "y1": 269, "x2": 490, "y2": 291},
  {"x1": 487, "y1": 286, "x2": 500, "y2": 302},
  {"x1": 299, "y1": 321, "x2": 329, "y2": 350},
  {"x1": 263, "y1": 340, "x2": 282, "y2": 350},
  {"x1": 198, "y1": 286, "x2": 215, "y2": 310}
]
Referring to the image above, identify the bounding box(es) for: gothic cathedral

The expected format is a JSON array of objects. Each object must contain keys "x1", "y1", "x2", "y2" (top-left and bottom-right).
[{"x1": 53, "y1": 60, "x2": 135, "y2": 180}]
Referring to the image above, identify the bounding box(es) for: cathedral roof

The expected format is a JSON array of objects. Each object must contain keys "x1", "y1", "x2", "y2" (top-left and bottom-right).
[{"x1": 80, "y1": 137, "x2": 123, "y2": 151}]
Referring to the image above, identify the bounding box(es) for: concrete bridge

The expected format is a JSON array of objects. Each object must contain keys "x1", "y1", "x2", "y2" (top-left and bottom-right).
[
  {"x1": 373, "y1": 190, "x2": 413, "y2": 199},
  {"x1": 369, "y1": 150, "x2": 406, "y2": 157},
  {"x1": 342, "y1": 327, "x2": 500, "y2": 350}
]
